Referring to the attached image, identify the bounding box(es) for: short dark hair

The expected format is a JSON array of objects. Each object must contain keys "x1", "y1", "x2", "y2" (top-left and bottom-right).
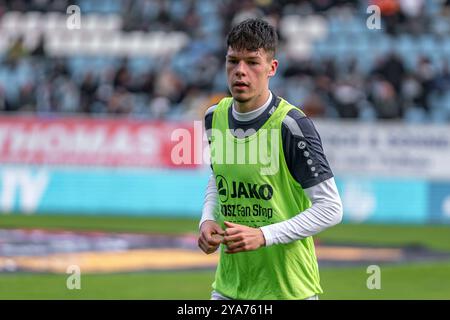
[{"x1": 226, "y1": 18, "x2": 278, "y2": 59}]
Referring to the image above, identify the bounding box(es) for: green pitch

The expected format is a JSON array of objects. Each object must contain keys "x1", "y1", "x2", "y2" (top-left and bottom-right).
[
  {"x1": 2, "y1": 263, "x2": 450, "y2": 300},
  {"x1": 1, "y1": 214, "x2": 450, "y2": 299}
]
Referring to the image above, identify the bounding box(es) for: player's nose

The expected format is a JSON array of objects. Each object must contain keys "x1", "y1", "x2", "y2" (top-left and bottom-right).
[{"x1": 234, "y1": 61, "x2": 247, "y2": 76}]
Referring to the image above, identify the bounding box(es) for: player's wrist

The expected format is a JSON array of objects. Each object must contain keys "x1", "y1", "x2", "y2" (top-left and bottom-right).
[
  {"x1": 259, "y1": 226, "x2": 274, "y2": 247},
  {"x1": 258, "y1": 228, "x2": 267, "y2": 247},
  {"x1": 199, "y1": 219, "x2": 216, "y2": 231}
]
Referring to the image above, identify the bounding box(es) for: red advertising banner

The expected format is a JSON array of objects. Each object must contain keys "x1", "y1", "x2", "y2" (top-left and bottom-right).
[{"x1": 0, "y1": 116, "x2": 203, "y2": 169}]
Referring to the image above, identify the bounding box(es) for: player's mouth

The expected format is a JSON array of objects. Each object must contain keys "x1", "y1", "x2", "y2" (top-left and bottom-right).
[{"x1": 233, "y1": 81, "x2": 249, "y2": 90}]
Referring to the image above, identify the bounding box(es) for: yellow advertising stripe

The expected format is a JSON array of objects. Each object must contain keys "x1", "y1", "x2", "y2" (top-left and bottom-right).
[
  {"x1": 0, "y1": 249, "x2": 219, "y2": 273},
  {"x1": 0, "y1": 246, "x2": 404, "y2": 274},
  {"x1": 316, "y1": 246, "x2": 403, "y2": 261}
]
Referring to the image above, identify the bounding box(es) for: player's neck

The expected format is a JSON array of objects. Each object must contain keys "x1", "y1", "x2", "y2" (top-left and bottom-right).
[{"x1": 234, "y1": 90, "x2": 271, "y2": 114}]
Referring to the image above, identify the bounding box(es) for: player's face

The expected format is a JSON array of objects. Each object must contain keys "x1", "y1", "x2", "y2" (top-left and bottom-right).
[{"x1": 226, "y1": 47, "x2": 278, "y2": 104}]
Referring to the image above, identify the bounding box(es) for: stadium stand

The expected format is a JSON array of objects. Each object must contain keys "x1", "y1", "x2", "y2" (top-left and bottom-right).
[{"x1": 0, "y1": 0, "x2": 449, "y2": 122}]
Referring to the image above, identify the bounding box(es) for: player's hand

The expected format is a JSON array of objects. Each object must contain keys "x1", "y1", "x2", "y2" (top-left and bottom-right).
[
  {"x1": 223, "y1": 221, "x2": 266, "y2": 254},
  {"x1": 198, "y1": 220, "x2": 225, "y2": 254}
]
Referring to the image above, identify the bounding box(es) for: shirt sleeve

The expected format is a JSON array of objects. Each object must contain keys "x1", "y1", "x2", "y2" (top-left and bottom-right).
[
  {"x1": 281, "y1": 109, "x2": 334, "y2": 189},
  {"x1": 260, "y1": 177, "x2": 343, "y2": 246},
  {"x1": 204, "y1": 104, "x2": 217, "y2": 143},
  {"x1": 199, "y1": 105, "x2": 219, "y2": 229},
  {"x1": 199, "y1": 173, "x2": 218, "y2": 229}
]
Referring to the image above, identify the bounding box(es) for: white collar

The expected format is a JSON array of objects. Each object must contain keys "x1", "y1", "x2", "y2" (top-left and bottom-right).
[{"x1": 232, "y1": 91, "x2": 273, "y2": 122}]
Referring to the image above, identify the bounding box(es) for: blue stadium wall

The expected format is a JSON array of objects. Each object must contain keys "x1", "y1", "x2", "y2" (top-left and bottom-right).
[{"x1": 1, "y1": 166, "x2": 449, "y2": 224}]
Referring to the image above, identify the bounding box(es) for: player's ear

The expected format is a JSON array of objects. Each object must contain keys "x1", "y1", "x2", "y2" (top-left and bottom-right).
[{"x1": 268, "y1": 58, "x2": 278, "y2": 77}]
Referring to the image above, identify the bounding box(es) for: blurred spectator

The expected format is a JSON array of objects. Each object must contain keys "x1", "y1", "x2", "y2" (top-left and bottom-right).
[
  {"x1": 108, "y1": 87, "x2": 133, "y2": 115},
  {"x1": 332, "y1": 80, "x2": 363, "y2": 118},
  {"x1": 231, "y1": 0, "x2": 265, "y2": 26},
  {"x1": 368, "y1": 76, "x2": 401, "y2": 119},
  {"x1": 154, "y1": 67, "x2": 185, "y2": 104},
  {"x1": 178, "y1": 86, "x2": 211, "y2": 119},
  {"x1": 54, "y1": 77, "x2": 80, "y2": 113},
  {"x1": 313, "y1": 75, "x2": 335, "y2": 117},
  {"x1": 434, "y1": 61, "x2": 450, "y2": 94},
  {"x1": 180, "y1": 1, "x2": 201, "y2": 36},
  {"x1": 94, "y1": 83, "x2": 114, "y2": 113},
  {"x1": 445, "y1": 0, "x2": 450, "y2": 14},
  {"x1": 0, "y1": 86, "x2": 11, "y2": 111},
  {"x1": 301, "y1": 92, "x2": 326, "y2": 118},
  {"x1": 113, "y1": 61, "x2": 132, "y2": 90},
  {"x1": 31, "y1": 35, "x2": 46, "y2": 58},
  {"x1": 401, "y1": 73, "x2": 422, "y2": 111},
  {"x1": 398, "y1": 0, "x2": 427, "y2": 35},
  {"x1": 192, "y1": 54, "x2": 221, "y2": 91},
  {"x1": 18, "y1": 83, "x2": 36, "y2": 112},
  {"x1": 6, "y1": 36, "x2": 28, "y2": 66},
  {"x1": 415, "y1": 56, "x2": 436, "y2": 112},
  {"x1": 35, "y1": 80, "x2": 53, "y2": 113},
  {"x1": 372, "y1": 53, "x2": 406, "y2": 94},
  {"x1": 80, "y1": 73, "x2": 99, "y2": 114},
  {"x1": 149, "y1": 95, "x2": 170, "y2": 119}
]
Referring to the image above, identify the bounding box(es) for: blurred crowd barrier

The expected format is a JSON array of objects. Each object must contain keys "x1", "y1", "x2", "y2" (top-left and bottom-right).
[{"x1": 1, "y1": 115, "x2": 449, "y2": 224}]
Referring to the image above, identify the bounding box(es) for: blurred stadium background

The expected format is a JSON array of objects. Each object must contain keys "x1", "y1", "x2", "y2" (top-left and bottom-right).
[{"x1": 1, "y1": 0, "x2": 450, "y2": 299}]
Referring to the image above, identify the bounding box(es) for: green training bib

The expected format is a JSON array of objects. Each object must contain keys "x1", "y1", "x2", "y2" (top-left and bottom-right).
[{"x1": 210, "y1": 96, "x2": 323, "y2": 300}]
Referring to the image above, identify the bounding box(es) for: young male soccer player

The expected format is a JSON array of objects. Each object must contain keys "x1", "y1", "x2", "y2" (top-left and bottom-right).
[{"x1": 198, "y1": 18, "x2": 343, "y2": 300}]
